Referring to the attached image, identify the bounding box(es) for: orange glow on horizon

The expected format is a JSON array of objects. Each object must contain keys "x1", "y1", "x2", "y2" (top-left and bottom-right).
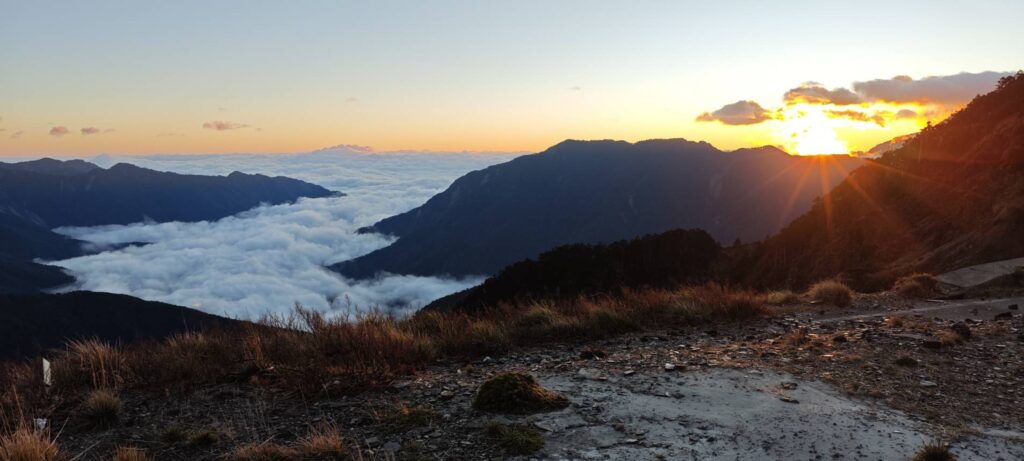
[{"x1": 772, "y1": 101, "x2": 936, "y2": 156}]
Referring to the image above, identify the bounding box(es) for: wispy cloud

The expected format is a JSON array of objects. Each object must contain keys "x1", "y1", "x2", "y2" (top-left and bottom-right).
[
  {"x1": 10, "y1": 130, "x2": 24, "y2": 139},
  {"x1": 80, "y1": 126, "x2": 101, "y2": 135},
  {"x1": 202, "y1": 120, "x2": 250, "y2": 131},
  {"x1": 49, "y1": 126, "x2": 69, "y2": 137}
]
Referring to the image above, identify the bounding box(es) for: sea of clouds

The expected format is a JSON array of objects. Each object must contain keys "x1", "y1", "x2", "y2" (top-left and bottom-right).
[{"x1": 46, "y1": 148, "x2": 522, "y2": 319}]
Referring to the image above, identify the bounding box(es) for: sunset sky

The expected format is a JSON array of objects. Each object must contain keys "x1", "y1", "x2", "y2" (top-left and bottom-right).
[{"x1": 1, "y1": 0, "x2": 1021, "y2": 157}]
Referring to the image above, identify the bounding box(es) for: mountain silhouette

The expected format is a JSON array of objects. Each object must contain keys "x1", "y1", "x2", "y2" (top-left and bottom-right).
[
  {"x1": 334, "y1": 139, "x2": 861, "y2": 279},
  {"x1": 426, "y1": 229, "x2": 721, "y2": 312},
  {"x1": 0, "y1": 158, "x2": 338, "y2": 293},
  {"x1": 737, "y1": 71, "x2": 1024, "y2": 290}
]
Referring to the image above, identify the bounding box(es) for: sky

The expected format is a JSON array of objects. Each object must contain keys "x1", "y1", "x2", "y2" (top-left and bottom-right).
[{"x1": 1, "y1": 0, "x2": 1022, "y2": 156}]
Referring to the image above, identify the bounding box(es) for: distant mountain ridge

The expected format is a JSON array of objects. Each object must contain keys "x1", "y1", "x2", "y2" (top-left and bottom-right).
[
  {"x1": 0, "y1": 158, "x2": 338, "y2": 293},
  {"x1": 334, "y1": 139, "x2": 862, "y2": 279},
  {"x1": 0, "y1": 158, "x2": 337, "y2": 228}
]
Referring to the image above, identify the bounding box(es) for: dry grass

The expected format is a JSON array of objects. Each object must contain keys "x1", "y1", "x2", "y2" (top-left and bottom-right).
[
  {"x1": 806, "y1": 280, "x2": 854, "y2": 307},
  {"x1": 484, "y1": 422, "x2": 544, "y2": 455},
  {"x1": 79, "y1": 389, "x2": 121, "y2": 429},
  {"x1": 912, "y1": 441, "x2": 957, "y2": 461},
  {"x1": 229, "y1": 442, "x2": 299, "y2": 461},
  {"x1": 894, "y1": 273, "x2": 939, "y2": 298},
  {"x1": 112, "y1": 446, "x2": 149, "y2": 461},
  {"x1": 0, "y1": 428, "x2": 59, "y2": 461},
  {"x1": 937, "y1": 331, "x2": 965, "y2": 347},
  {"x1": 16, "y1": 284, "x2": 768, "y2": 398},
  {"x1": 376, "y1": 401, "x2": 438, "y2": 434},
  {"x1": 52, "y1": 340, "x2": 127, "y2": 390},
  {"x1": 296, "y1": 425, "x2": 348, "y2": 460},
  {"x1": 764, "y1": 290, "x2": 800, "y2": 306}
]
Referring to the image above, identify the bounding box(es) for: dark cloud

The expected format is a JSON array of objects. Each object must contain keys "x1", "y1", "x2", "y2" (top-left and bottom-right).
[
  {"x1": 852, "y1": 71, "x2": 1010, "y2": 105},
  {"x1": 696, "y1": 100, "x2": 773, "y2": 125},
  {"x1": 784, "y1": 83, "x2": 861, "y2": 105},
  {"x1": 81, "y1": 126, "x2": 101, "y2": 135},
  {"x1": 202, "y1": 120, "x2": 250, "y2": 131},
  {"x1": 49, "y1": 126, "x2": 69, "y2": 137}
]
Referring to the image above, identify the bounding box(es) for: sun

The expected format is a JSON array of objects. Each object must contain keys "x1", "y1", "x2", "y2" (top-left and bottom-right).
[{"x1": 775, "y1": 105, "x2": 849, "y2": 156}]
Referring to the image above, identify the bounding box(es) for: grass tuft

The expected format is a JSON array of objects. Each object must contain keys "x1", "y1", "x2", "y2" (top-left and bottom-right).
[
  {"x1": 0, "y1": 428, "x2": 59, "y2": 461},
  {"x1": 80, "y1": 389, "x2": 121, "y2": 429},
  {"x1": 473, "y1": 372, "x2": 568, "y2": 414},
  {"x1": 112, "y1": 446, "x2": 149, "y2": 461},
  {"x1": 912, "y1": 441, "x2": 957, "y2": 461},
  {"x1": 806, "y1": 280, "x2": 854, "y2": 307},
  {"x1": 894, "y1": 273, "x2": 939, "y2": 298},
  {"x1": 484, "y1": 422, "x2": 544, "y2": 455}
]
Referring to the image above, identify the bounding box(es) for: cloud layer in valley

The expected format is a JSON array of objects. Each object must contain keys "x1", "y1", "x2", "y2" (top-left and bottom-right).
[{"x1": 49, "y1": 148, "x2": 521, "y2": 319}]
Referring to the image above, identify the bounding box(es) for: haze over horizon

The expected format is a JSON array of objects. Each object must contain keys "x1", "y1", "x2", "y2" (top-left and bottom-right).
[{"x1": 2, "y1": 0, "x2": 1021, "y2": 157}]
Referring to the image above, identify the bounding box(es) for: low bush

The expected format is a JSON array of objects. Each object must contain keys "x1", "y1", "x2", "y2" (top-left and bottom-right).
[
  {"x1": 894, "y1": 273, "x2": 939, "y2": 298},
  {"x1": 473, "y1": 372, "x2": 568, "y2": 414},
  {"x1": 912, "y1": 441, "x2": 956, "y2": 461},
  {"x1": 806, "y1": 280, "x2": 854, "y2": 307}
]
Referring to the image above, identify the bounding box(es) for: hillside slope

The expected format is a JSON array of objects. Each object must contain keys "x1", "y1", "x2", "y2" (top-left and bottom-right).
[
  {"x1": 335, "y1": 140, "x2": 861, "y2": 278},
  {"x1": 0, "y1": 291, "x2": 241, "y2": 360},
  {"x1": 740, "y1": 71, "x2": 1024, "y2": 290}
]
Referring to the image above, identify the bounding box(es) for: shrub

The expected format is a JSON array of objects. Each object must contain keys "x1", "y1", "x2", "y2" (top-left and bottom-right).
[
  {"x1": 473, "y1": 372, "x2": 568, "y2": 414},
  {"x1": 912, "y1": 442, "x2": 956, "y2": 461},
  {"x1": 806, "y1": 280, "x2": 854, "y2": 307},
  {"x1": 80, "y1": 389, "x2": 121, "y2": 429},
  {"x1": 0, "y1": 428, "x2": 59, "y2": 461},
  {"x1": 112, "y1": 446, "x2": 149, "y2": 461},
  {"x1": 894, "y1": 273, "x2": 939, "y2": 298},
  {"x1": 484, "y1": 422, "x2": 544, "y2": 455},
  {"x1": 937, "y1": 331, "x2": 964, "y2": 347}
]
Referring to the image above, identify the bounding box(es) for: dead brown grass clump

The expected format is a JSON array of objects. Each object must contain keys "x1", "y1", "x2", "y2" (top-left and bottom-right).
[
  {"x1": 112, "y1": 446, "x2": 149, "y2": 461},
  {"x1": 764, "y1": 290, "x2": 800, "y2": 306},
  {"x1": 296, "y1": 425, "x2": 347, "y2": 460},
  {"x1": 229, "y1": 442, "x2": 299, "y2": 461},
  {"x1": 52, "y1": 339, "x2": 128, "y2": 390},
  {"x1": 937, "y1": 331, "x2": 965, "y2": 347},
  {"x1": 912, "y1": 441, "x2": 957, "y2": 461},
  {"x1": 894, "y1": 273, "x2": 939, "y2": 298},
  {"x1": 7, "y1": 284, "x2": 774, "y2": 398},
  {"x1": 80, "y1": 389, "x2": 121, "y2": 429},
  {"x1": 806, "y1": 280, "x2": 854, "y2": 307},
  {"x1": 0, "y1": 428, "x2": 59, "y2": 461}
]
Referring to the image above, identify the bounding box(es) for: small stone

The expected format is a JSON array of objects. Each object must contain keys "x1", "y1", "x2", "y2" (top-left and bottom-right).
[
  {"x1": 1009, "y1": 304, "x2": 1019, "y2": 310},
  {"x1": 382, "y1": 441, "x2": 401, "y2": 452},
  {"x1": 779, "y1": 396, "x2": 799, "y2": 404},
  {"x1": 623, "y1": 369, "x2": 636, "y2": 376},
  {"x1": 832, "y1": 334, "x2": 848, "y2": 343},
  {"x1": 439, "y1": 390, "x2": 455, "y2": 400},
  {"x1": 780, "y1": 382, "x2": 798, "y2": 390},
  {"x1": 664, "y1": 363, "x2": 676, "y2": 371},
  {"x1": 919, "y1": 381, "x2": 938, "y2": 388},
  {"x1": 994, "y1": 312, "x2": 1013, "y2": 321},
  {"x1": 365, "y1": 436, "x2": 381, "y2": 448}
]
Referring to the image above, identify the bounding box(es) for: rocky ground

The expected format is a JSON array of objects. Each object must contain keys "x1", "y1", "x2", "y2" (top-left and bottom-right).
[{"x1": 52, "y1": 293, "x2": 1024, "y2": 460}]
